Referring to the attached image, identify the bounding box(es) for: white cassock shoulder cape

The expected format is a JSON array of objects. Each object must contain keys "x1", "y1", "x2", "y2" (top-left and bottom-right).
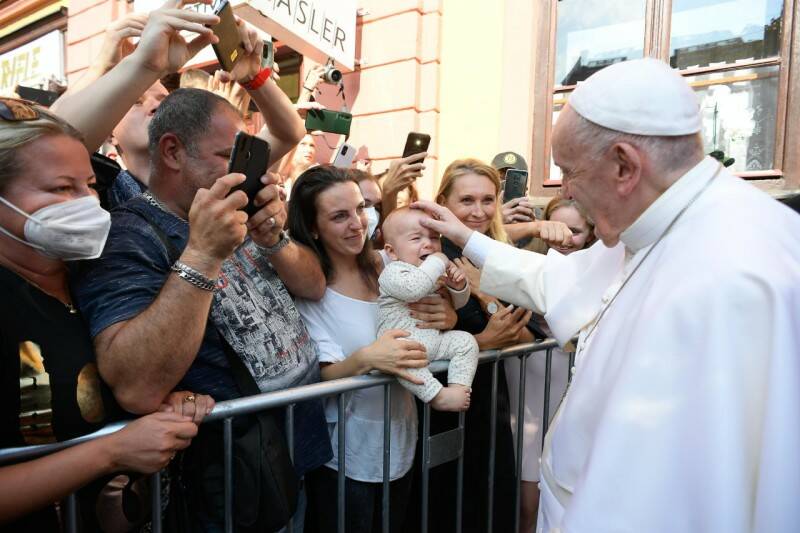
[{"x1": 469, "y1": 158, "x2": 800, "y2": 532}]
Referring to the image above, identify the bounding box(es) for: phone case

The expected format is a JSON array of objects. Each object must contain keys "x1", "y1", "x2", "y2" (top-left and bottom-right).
[
  {"x1": 402, "y1": 133, "x2": 431, "y2": 158},
  {"x1": 331, "y1": 143, "x2": 356, "y2": 168},
  {"x1": 304, "y1": 109, "x2": 352, "y2": 136},
  {"x1": 228, "y1": 132, "x2": 271, "y2": 216},
  {"x1": 502, "y1": 170, "x2": 529, "y2": 203},
  {"x1": 211, "y1": 1, "x2": 246, "y2": 72}
]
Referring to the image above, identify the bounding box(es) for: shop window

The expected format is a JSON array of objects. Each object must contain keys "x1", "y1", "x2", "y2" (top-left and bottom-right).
[{"x1": 535, "y1": 0, "x2": 795, "y2": 186}]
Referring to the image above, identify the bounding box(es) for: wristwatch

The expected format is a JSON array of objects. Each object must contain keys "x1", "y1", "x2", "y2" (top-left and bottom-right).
[
  {"x1": 486, "y1": 301, "x2": 499, "y2": 315},
  {"x1": 258, "y1": 230, "x2": 290, "y2": 255}
]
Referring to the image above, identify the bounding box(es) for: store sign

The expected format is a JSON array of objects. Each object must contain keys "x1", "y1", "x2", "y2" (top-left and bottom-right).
[
  {"x1": 0, "y1": 31, "x2": 64, "y2": 96},
  {"x1": 245, "y1": 0, "x2": 356, "y2": 69}
]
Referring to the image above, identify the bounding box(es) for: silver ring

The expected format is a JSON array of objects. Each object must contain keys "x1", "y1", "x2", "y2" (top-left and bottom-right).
[{"x1": 268, "y1": 217, "x2": 276, "y2": 227}]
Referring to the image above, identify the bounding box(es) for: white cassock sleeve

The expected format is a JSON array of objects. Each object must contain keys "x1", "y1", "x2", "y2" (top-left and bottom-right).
[
  {"x1": 462, "y1": 232, "x2": 624, "y2": 345},
  {"x1": 558, "y1": 269, "x2": 800, "y2": 533}
]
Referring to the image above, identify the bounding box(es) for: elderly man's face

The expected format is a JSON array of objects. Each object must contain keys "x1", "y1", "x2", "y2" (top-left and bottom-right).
[{"x1": 552, "y1": 106, "x2": 621, "y2": 245}]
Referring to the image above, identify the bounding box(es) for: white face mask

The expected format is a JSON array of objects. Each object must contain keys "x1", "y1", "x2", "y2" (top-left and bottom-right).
[
  {"x1": 0, "y1": 195, "x2": 111, "y2": 260},
  {"x1": 364, "y1": 206, "x2": 379, "y2": 241}
]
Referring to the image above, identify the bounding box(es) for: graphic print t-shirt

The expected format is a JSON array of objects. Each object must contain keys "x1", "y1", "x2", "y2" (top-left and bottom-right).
[{"x1": 0, "y1": 266, "x2": 122, "y2": 531}]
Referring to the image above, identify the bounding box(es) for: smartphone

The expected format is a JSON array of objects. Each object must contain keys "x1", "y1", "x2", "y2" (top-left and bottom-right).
[
  {"x1": 502, "y1": 169, "x2": 529, "y2": 204},
  {"x1": 331, "y1": 143, "x2": 356, "y2": 168},
  {"x1": 90, "y1": 152, "x2": 122, "y2": 211},
  {"x1": 402, "y1": 132, "x2": 431, "y2": 158},
  {"x1": 211, "y1": 0, "x2": 246, "y2": 72},
  {"x1": 263, "y1": 39, "x2": 274, "y2": 70},
  {"x1": 304, "y1": 109, "x2": 352, "y2": 136},
  {"x1": 16, "y1": 85, "x2": 60, "y2": 107},
  {"x1": 228, "y1": 131, "x2": 271, "y2": 217}
]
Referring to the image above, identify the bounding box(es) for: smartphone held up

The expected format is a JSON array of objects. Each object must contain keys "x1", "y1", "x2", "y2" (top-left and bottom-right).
[{"x1": 228, "y1": 131, "x2": 271, "y2": 217}]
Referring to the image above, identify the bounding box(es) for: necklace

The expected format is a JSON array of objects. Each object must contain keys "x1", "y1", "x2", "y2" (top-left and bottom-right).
[{"x1": 143, "y1": 191, "x2": 187, "y2": 223}]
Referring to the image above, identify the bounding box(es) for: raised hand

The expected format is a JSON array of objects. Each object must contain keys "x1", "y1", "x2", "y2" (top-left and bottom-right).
[
  {"x1": 247, "y1": 173, "x2": 287, "y2": 248},
  {"x1": 383, "y1": 152, "x2": 427, "y2": 196},
  {"x1": 184, "y1": 172, "x2": 248, "y2": 272},
  {"x1": 95, "y1": 12, "x2": 149, "y2": 73},
  {"x1": 502, "y1": 196, "x2": 536, "y2": 224},
  {"x1": 207, "y1": 70, "x2": 251, "y2": 116},
  {"x1": 129, "y1": 0, "x2": 219, "y2": 77}
]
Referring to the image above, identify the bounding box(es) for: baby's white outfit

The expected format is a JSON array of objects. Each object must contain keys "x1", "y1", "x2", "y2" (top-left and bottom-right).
[{"x1": 377, "y1": 255, "x2": 479, "y2": 402}]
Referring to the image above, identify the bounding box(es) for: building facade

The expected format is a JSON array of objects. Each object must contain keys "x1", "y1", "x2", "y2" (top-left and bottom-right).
[{"x1": 2, "y1": 0, "x2": 798, "y2": 199}]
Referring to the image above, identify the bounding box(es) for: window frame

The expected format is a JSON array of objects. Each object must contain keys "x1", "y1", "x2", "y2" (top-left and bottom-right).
[{"x1": 531, "y1": 0, "x2": 800, "y2": 190}]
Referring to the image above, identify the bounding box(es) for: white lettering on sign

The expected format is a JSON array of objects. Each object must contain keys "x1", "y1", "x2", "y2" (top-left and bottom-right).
[
  {"x1": 248, "y1": 0, "x2": 356, "y2": 69},
  {"x1": 0, "y1": 31, "x2": 64, "y2": 96}
]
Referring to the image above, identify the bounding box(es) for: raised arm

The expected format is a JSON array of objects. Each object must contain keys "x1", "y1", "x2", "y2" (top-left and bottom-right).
[
  {"x1": 218, "y1": 23, "x2": 305, "y2": 166},
  {"x1": 59, "y1": 12, "x2": 148, "y2": 98},
  {"x1": 51, "y1": 0, "x2": 219, "y2": 152}
]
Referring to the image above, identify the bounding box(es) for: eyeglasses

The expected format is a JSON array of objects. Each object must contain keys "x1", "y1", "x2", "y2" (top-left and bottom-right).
[{"x1": 0, "y1": 98, "x2": 40, "y2": 122}]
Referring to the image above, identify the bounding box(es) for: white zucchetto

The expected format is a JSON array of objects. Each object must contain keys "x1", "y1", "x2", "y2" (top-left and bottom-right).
[{"x1": 568, "y1": 58, "x2": 702, "y2": 136}]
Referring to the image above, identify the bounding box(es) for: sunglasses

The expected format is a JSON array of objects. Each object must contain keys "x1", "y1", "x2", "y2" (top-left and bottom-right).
[{"x1": 0, "y1": 98, "x2": 41, "y2": 122}]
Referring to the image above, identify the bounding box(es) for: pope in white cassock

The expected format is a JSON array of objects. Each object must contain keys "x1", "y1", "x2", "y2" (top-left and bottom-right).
[{"x1": 416, "y1": 58, "x2": 800, "y2": 532}]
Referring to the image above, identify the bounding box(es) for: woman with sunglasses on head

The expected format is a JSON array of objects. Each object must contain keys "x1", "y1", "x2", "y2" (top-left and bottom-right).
[{"x1": 0, "y1": 86, "x2": 213, "y2": 533}]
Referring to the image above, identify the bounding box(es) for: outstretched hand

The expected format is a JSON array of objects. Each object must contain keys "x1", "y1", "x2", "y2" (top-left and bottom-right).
[{"x1": 411, "y1": 200, "x2": 474, "y2": 249}]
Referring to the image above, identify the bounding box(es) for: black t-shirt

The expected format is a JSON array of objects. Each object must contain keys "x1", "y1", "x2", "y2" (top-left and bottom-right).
[{"x1": 0, "y1": 266, "x2": 122, "y2": 531}]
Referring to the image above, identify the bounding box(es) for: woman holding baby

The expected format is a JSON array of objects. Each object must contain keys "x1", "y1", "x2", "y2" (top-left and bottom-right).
[{"x1": 290, "y1": 166, "x2": 469, "y2": 532}]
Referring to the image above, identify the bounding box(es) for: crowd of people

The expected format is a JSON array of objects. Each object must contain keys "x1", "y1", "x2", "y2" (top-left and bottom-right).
[{"x1": 1, "y1": 1, "x2": 798, "y2": 533}]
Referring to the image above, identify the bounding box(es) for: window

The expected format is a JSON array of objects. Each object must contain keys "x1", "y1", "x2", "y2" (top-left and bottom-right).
[{"x1": 533, "y1": 0, "x2": 797, "y2": 188}]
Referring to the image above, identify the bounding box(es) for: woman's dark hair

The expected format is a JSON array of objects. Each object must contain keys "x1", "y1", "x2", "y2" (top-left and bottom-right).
[{"x1": 288, "y1": 165, "x2": 378, "y2": 290}]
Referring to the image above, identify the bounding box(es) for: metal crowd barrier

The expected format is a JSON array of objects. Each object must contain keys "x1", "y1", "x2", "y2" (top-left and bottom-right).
[{"x1": 0, "y1": 339, "x2": 576, "y2": 533}]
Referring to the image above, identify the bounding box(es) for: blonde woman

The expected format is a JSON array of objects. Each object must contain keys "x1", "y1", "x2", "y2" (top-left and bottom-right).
[
  {"x1": 0, "y1": 99, "x2": 212, "y2": 529},
  {"x1": 407, "y1": 159, "x2": 531, "y2": 533}
]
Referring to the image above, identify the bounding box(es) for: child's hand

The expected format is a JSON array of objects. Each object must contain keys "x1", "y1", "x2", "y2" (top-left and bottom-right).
[{"x1": 445, "y1": 262, "x2": 467, "y2": 291}]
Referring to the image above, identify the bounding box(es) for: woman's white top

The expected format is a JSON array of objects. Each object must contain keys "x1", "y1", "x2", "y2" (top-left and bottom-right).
[{"x1": 295, "y1": 288, "x2": 418, "y2": 482}]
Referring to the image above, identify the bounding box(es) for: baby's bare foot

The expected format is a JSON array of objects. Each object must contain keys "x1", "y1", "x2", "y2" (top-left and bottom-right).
[{"x1": 430, "y1": 385, "x2": 471, "y2": 412}]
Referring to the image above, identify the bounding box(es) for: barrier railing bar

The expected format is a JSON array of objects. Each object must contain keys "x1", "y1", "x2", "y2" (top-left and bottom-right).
[
  {"x1": 65, "y1": 492, "x2": 78, "y2": 533},
  {"x1": 337, "y1": 394, "x2": 346, "y2": 533},
  {"x1": 285, "y1": 404, "x2": 295, "y2": 532},
  {"x1": 224, "y1": 417, "x2": 233, "y2": 533},
  {"x1": 151, "y1": 471, "x2": 162, "y2": 533},
  {"x1": 0, "y1": 341, "x2": 563, "y2": 467},
  {"x1": 455, "y1": 410, "x2": 465, "y2": 533},
  {"x1": 382, "y1": 383, "x2": 391, "y2": 533},
  {"x1": 513, "y1": 352, "x2": 529, "y2": 533},
  {"x1": 486, "y1": 358, "x2": 499, "y2": 533},
  {"x1": 421, "y1": 401, "x2": 431, "y2": 533}
]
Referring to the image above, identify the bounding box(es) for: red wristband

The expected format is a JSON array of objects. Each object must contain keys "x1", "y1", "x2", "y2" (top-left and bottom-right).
[{"x1": 240, "y1": 67, "x2": 272, "y2": 91}]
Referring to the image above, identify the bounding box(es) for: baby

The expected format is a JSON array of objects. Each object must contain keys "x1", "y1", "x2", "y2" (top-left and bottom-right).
[{"x1": 377, "y1": 207, "x2": 479, "y2": 411}]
